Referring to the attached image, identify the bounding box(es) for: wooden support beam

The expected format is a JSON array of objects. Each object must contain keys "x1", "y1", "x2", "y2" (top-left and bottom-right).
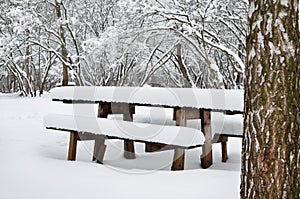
[
  {"x1": 173, "y1": 108, "x2": 200, "y2": 120},
  {"x1": 200, "y1": 110, "x2": 213, "y2": 168},
  {"x1": 220, "y1": 135, "x2": 228, "y2": 162},
  {"x1": 95, "y1": 144, "x2": 107, "y2": 164},
  {"x1": 124, "y1": 140, "x2": 135, "y2": 159},
  {"x1": 171, "y1": 148, "x2": 185, "y2": 170},
  {"x1": 123, "y1": 110, "x2": 136, "y2": 159},
  {"x1": 145, "y1": 143, "x2": 167, "y2": 152},
  {"x1": 221, "y1": 141, "x2": 228, "y2": 162},
  {"x1": 170, "y1": 108, "x2": 187, "y2": 170},
  {"x1": 93, "y1": 136, "x2": 105, "y2": 161},
  {"x1": 111, "y1": 103, "x2": 135, "y2": 115},
  {"x1": 175, "y1": 108, "x2": 186, "y2": 126},
  {"x1": 68, "y1": 131, "x2": 78, "y2": 161},
  {"x1": 98, "y1": 102, "x2": 112, "y2": 118},
  {"x1": 184, "y1": 108, "x2": 201, "y2": 120},
  {"x1": 78, "y1": 133, "x2": 101, "y2": 141}
]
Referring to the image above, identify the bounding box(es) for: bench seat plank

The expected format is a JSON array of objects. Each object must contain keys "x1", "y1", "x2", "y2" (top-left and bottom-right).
[{"x1": 44, "y1": 114, "x2": 204, "y2": 149}]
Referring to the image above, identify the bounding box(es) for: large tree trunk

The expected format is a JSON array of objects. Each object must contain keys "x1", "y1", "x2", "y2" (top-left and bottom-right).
[{"x1": 241, "y1": 1, "x2": 300, "y2": 198}]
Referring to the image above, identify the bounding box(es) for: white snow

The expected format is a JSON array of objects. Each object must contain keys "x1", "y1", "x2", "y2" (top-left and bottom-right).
[
  {"x1": 212, "y1": 113, "x2": 243, "y2": 137},
  {"x1": 280, "y1": 0, "x2": 288, "y2": 7},
  {"x1": 0, "y1": 94, "x2": 243, "y2": 199},
  {"x1": 43, "y1": 114, "x2": 205, "y2": 148},
  {"x1": 134, "y1": 107, "x2": 243, "y2": 137},
  {"x1": 50, "y1": 86, "x2": 244, "y2": 112}
]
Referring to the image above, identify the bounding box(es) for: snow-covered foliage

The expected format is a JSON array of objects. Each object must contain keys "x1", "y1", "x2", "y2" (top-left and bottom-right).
[{"x1": 0, "y1": 0, "x2": 247, "y2": 95}]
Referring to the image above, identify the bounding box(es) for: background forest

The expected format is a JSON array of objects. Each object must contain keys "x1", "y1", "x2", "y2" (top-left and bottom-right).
[{"x1": 0, "y1": 0, "x2": 247, "y2": 96}]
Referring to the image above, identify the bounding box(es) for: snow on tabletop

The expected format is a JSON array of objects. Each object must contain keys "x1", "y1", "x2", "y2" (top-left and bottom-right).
[
  {"x1": 134, "y1": 107, "x2": 243, "y2": 137},
  {"x1": 50, "y1": 86, "x2": 244, "y2": 111},
  {"x1": 43, "y1": 114, "x2": 204, "y2": 148},
  {"x1": 212, "y1": 113, "x2": 243, "y2": 136}
]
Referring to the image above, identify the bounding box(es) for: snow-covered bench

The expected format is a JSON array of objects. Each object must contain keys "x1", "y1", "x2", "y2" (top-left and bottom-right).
[
  {"x1": 44, "y1": 114, "x2": 204, "y2": 170},
  {"x1": 46, "y1": 86, "x2": 244, "y2": 169},
  {"x1": 134, "y1": 108, "x2": 243, "y2": 162},
  {"x1": 211, "y1": 113, "x2": 243, "y2": 162}
]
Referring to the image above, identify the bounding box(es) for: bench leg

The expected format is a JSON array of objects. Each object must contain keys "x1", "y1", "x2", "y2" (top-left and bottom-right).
[
  {"x1": 171, "y1": 148, "x2": 185, "y2": 171},
  {"x1": 93, "y1": 137, "x2": 106, "y2": 162},
  {"x1": 68, "y1": 132, "x2": 78, "y2": 161},
  {"x1": 95, "y1": 144, "x2": 107, "y2": 164},
  {"x1": 201, "y1": 142, "x2": 213, "y2": 169},
  {"x1": 220, "y1": 136, "x2": 228, "y2": 162},
  {"x1": 221, "y1": 141, "x2": 228, "y2": 162},
  {"x1": 124, "y1": 140, "x2": 135, "y2": 159}
]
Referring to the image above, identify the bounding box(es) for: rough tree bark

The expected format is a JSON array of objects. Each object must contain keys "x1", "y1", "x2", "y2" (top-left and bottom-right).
[{"x1": 241, "y1": 0, "x2": 300, "y2": 198}]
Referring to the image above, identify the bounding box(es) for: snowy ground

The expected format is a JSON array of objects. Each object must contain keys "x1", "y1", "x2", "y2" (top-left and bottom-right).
[{"x1": 0, "y1": 94, "x2": 242, "y2": 199}]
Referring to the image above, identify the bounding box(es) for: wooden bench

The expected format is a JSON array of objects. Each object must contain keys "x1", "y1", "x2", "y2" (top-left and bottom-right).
[
  {"x1": 212, "y1": 113, "x2": 243, "y2": 162},
  {"x1": 44, "y1": 114, "x2": 205, "y2": 170},
  {"x1": 134, "y1": 109, "x2": 243, "y2": 162},
  {"x1": 47, "y1": 86, "x2": 244, "y2": 169}
]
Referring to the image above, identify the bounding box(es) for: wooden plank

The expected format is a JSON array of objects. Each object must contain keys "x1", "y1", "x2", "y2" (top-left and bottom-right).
[
  {"x1": 68, "y1": 131, "x2": 78, "y2": 161},
  {"x1": 171, "y1": 148, "x2": 185, "y2": 170},
  {"x1": 175, "y1": 108, "x2": 186, "y2": 126},
  {"x1": 184, "y1": 108, "x2": 201, "y2": 120},
  {"x1": 200, "y1": 110, "x2": 213, "y2": 169},
  {"x1": 173, "y1": 108, "x2": 200, "y2": 120},
  {"x1": 78, "y1": 133, "x2": 101, "y2": 141},
  {"x1": 225, "y1": 110, "x2": 243, "y2": 115},
  {"x1": 111, "y1": 103, "x2": 135, "y2": 115},
  {"x1": 98, "y1": 102, "x2": 112, "y2": 118},
  {"x1": 146, "y1": 143, "x2": 162, "y2": 152},
  {"x1": 145, "y1": 143, "x2": 175, "y2": 152}
]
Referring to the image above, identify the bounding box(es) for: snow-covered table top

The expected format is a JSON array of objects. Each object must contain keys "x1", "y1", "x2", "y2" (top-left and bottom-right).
[{"x1": 50, "y1": 86, "x2": 244, "y2": 112}]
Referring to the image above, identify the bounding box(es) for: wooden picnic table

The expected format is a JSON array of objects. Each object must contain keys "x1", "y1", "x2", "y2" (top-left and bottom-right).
[{"x1": 50, "y1": 86, "x2": 243, "y2": 169}]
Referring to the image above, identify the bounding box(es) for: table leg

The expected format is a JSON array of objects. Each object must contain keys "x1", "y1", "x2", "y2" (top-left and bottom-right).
[
  {"x1": 171, "y1": 148, "x2": 185, "y2": 171},
  {"x1": 124, "y1": 140, "x2": 135, "y2": 159},
  {"x1": 123, "y1": 112, "x2": 136, "y2": 159},
  {"x1": 93, "y1": 136, "x2": 106, "y2": 163},
  {"x1": 220, "y1": 135, "x2": 228, "y2": 162},
  {"x1": 95, "y1": 144, "x2": 107, "y2": 164},
  {"x1": 68, "y1": 131, "x2": 78, "y2": 161},
  {"x1": 200, "y1": 110, "x2": 213, "y2": 168},
  {"x1": 171, "y1": 108, "x2": 186, "y2": 170}
]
